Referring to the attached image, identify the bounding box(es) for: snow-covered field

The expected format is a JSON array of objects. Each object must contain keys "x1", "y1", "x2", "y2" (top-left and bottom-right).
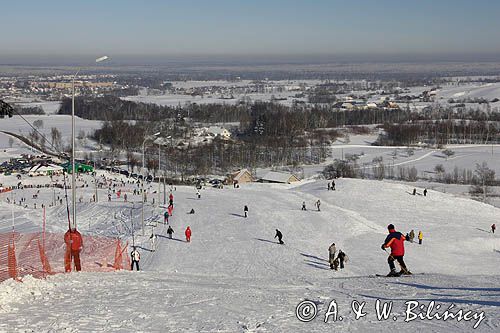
[
  {"x1": 0, "y1": 115, "x2": 102, "y2": 161},
  {"x1": 0, "y1": 172, "x2": 498, "y2": 332}
]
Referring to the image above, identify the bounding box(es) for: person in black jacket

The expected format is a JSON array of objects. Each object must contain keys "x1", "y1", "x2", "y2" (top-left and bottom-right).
[
  {"x1": 167, "y1": 226, "x2": 174, "y2": 239},
  {"x1": 337, "y1": 250, "x2": 346, "y2": 269},
  {"x1": 244, "y1": 205, "x2": 249, "y2": 218},
  {"x1": 274, "y1": 229, "x2": 284, "y2": 244}
]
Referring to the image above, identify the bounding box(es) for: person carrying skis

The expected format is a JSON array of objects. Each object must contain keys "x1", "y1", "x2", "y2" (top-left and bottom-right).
[
  {"x1": 381, "y1": 224, "x2": 411, "y2": 276},
  {"x1": 130, "y1": 246, "x2": 140, "y2": 271},
  {"x1": 244, "y1": 205, "x2": 249, "y2": 218},
  {"x1": 328, "y1": 242, "x2": 336, "y2": 270},
  {"x1": 64, "y1": 227, "x2": 83, "y2": 272},
  {"x1": 185, "y1": 226, "x2": 192, "y2": 242},
  {"x1": 492, "y1": 224, "x2": 496, "y2": 234},
  {"x1": 418, "y1": 230, "x2": 423, "y2": 244},
  {"x1": 164, "y1": 211, "x2": 169, "y2": 224},
  {"x1": 315, "y1": 200, "x2": 321, "y2": 212},
  {"x1": 167, "y1": 226, "x2": 174, "y2": 239},
  {"x1": 274, "y1": 229, "x2": 284, "y2": 244},
  {"x1": 301, "y1": 201, "x2": 307, "y2": 211}
]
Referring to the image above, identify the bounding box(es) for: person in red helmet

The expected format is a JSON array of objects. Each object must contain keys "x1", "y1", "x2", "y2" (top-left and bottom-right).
[
  {"x1": 381, "y1": 224, "x2": 411, "y2": 276},
  {"x1": 185, "y1": 226, "x2": 192, "y2": 242},
  {"x1": 64, "y1": 227, "x2": 83, "y2": 272}
]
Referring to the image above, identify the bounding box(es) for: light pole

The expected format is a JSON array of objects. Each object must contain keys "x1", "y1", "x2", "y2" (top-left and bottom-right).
[
  {"x1": 71, "y1": 56, "x2": 109, "y2": 230},
  {"x1": 141, "y1": 131, "x2": 160, "y2": 235},
  {"x1": 163, "y1": 135, "x2": 171, "y2": 205},
  {"x1": 158, "y1": 140, "x2": 161, "y2": 206}
]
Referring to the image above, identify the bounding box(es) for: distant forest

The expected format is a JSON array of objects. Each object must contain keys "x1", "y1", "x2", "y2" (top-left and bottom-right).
[{"x1": 60, "y1": 95, "x2": 500, "y2": 178}]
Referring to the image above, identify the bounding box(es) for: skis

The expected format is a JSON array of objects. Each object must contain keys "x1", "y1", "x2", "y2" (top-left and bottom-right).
[{"x1": 370, "y1": 273, "x2": 424, "y2": 278}]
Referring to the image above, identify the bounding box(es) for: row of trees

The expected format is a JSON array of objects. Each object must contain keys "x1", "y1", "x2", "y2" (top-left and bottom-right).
[{"x1": 380, "y1": 120, "x2": 500, "y2": 146}]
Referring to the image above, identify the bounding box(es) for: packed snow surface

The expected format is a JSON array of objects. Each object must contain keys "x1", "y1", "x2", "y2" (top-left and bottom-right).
[{"x1": 0, "y1": 176, "x2": 499, "y2": 332}]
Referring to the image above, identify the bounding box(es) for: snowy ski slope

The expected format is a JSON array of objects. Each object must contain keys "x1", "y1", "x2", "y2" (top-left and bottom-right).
[{"x1": 0, "y1": 176, "x2": 499, "y2": 332}]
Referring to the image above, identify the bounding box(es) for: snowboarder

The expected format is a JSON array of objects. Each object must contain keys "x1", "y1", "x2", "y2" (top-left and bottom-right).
[
  {"x1": 418, "y1": 230, "x2": 423, "y2": 245},
  {"x1": 164, "y1": 211, "x2": 169, "y2": 224},
  {"x1": 337, "y1": 250, "x2": 347, "y2": 269},
  {"x1": 492, "y1": 224, "x2": 496, "y2": 234},
  {"x1": 423, "y1": 188, "x2": 427, "y2": 197},
  {"x1": 130, "y1": 246, "x2": 140, "y2": 271},
  {"x1": 412, "y1": 188, "x2": 417, "y2": 195},
  {"x1": 185, "y1": 226, "x2": 192, "y2": 242},
  {"x1": 331, "y1": 180, "x2": 336, "y2": 191},
  {"x1": 328, "y1": 243, "x2": 336, "y2": 270},
  {"x1": 301, "y1": 201, "x2": 307, "y2": 211},
  {"x1": 409, "y1": 229, "x2": 415, "y2": 243},
  {"x1": 315, "y1": 200, "x2": 321, "y2": 212},
  {"x1": 167, "y1": 226, "x2": 174, "y2": 239},
  {"x1": 274, "y1": 229, "x2": 284, "y2": 244},
  {"x1": 381, "y1": 224, "x2": 411, "y2": 276},
  {"x1": 244, "y1": 205, "x2": 249, "y2": 218},
  {"x1": 64, "y1": 227, "x2": 83, "y2": 272}
]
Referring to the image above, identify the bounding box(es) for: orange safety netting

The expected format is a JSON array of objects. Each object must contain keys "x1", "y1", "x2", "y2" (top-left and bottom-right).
[
  {"x1": 113, "y1": 240, "x2": 130, "y2": 270},
  {"x1": 0, "y1": 231, "x2": 129, "y2": 283}
]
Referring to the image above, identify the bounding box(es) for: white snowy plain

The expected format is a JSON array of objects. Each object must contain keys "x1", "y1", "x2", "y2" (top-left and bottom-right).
[{"x1": 0, "y1": 175, "x2": 499, "y2": 332}]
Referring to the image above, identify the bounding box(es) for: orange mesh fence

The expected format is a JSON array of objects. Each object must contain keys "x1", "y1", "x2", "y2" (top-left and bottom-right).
[
  {"x1": 7, "y1": 236, "x2": 17, "y2": 280},
  {"x1": 0, "y1": 231, "x2": 128, "y2": 283},
  {"x1": 113, "y1": 239, "x2": 123, "y2": 270}
]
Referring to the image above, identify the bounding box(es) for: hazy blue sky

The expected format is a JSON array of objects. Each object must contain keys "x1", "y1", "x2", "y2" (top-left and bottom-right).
[{"x1": 0, "y1": 0, "x2": 499, "y2": 63}]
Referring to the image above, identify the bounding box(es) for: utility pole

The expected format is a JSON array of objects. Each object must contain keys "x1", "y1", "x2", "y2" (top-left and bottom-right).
[{"x1": 158, "y1": 143, "x2": 161, "y2": 206}]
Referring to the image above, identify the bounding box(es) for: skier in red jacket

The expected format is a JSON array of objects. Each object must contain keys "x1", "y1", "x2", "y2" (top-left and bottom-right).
[
  {"x1": 64, "y1": 228, "x2": 83, "y2": 272},
  {"x1": 381, "y1": 224, "x2": 411, "y2": 276},
  {"x1": 185, "y1": 226, "x2": 191, "y2": 242}
]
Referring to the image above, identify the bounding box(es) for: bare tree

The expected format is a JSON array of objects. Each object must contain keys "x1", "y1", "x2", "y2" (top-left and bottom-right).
[
  {"x1": 33, "y1": 119, "x2": 44, "y2": 129},
  {"x1": 51, "y1": 127, "x2": 62, "y2": 150},
  {"x1": 470, "y1": 162, "x2": 495, "y2": 202},
  {"x1": 442, "y1": 149, "x2": 455, "y2": 160}
]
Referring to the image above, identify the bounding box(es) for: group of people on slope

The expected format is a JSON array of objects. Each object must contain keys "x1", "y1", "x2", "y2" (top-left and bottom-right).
[
  {"x1": 328, "y1": 243, "x2": 347, "y2": 271},
  {"x1": 405, "y1": 229, "x2": 424, "y2": 245}
]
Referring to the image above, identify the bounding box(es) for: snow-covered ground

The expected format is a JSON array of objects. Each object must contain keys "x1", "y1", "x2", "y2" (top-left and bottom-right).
[
  {"x1": 0, "y1": 115, "x2": 102, "y2": 161},
  {"x1": 0, "y1": 172, "x2": 498, "y2": 332},
  {"x1": 12, "y1": 101, "x2": 62, "y2": 115}
]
